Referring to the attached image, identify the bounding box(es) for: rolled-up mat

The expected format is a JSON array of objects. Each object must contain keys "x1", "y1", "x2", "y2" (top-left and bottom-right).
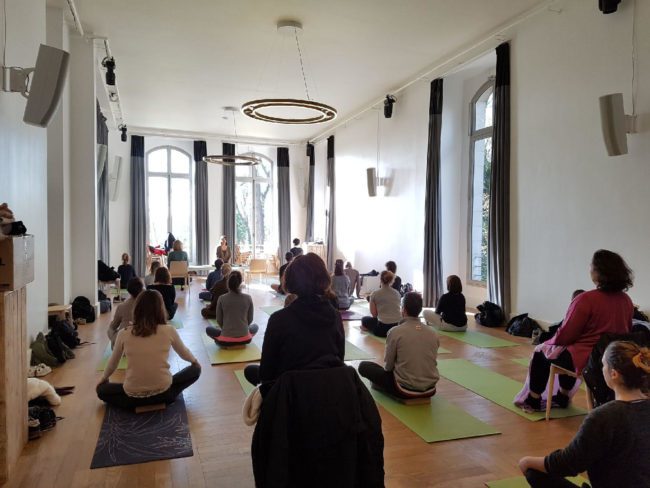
[
  {"x1": 438, "y1": 359, "x2": 586, "y2": 421},
  {"x1": 91, "y1": 395, "x2": 193, "y2": 468}
]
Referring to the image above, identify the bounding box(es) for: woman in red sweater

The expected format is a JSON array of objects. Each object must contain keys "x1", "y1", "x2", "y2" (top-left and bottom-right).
[{"x1": 520, "y1": 249, "x2": 634, "y2": 412}]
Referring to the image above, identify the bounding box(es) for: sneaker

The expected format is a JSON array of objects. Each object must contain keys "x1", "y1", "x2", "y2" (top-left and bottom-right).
[
  {"x1": 521, "y1": 394, "x2": 542, "y2": 413},
  {"x1": 28, "y1": 363, "x2": 52, "y2": 378},
  {"x1": 552, "y1": 391, "x2": 571, "y2": 408}
]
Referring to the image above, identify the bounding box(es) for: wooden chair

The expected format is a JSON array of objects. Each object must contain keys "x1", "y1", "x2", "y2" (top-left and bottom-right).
[
  {"x1": 545, "y1": 364, "x2": 594, "y2": 421},
  {"x1": 247, "y1": 259, "x2": 267, "y2": 284},
  {"x1": 169, "y1": 261, "x2": 190, "y2": 289}
]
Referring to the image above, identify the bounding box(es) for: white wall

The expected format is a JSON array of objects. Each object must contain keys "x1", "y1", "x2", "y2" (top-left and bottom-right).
[
  {"x1": 0, "y1": 0, "x2": 48, "y2": 339},
  {"x1": 511, "y1": 0, "x2": 650, "y2": 320},
  {"x1": 107, "y1": 129, "x2": 131, "y2": 267}
]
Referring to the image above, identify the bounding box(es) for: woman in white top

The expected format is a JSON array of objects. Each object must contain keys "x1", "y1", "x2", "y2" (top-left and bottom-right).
[
  {"x1": 360, "y1": 271, "x2": 402, "y2": 337},
  {"x1": 97, "y1": 290, "x2": 201, "y2": 410}
]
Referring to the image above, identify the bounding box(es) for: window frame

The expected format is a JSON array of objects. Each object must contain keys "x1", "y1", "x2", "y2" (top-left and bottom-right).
[
  {"x1": 467, "y1": 79, "x2": 494, "y2": 287},
  {"x1": 145, "y1": 145, "x2": 194, "y2": 261},
  {"x1": 234, "y1": 150, "x2": 275, "y2": 259}
]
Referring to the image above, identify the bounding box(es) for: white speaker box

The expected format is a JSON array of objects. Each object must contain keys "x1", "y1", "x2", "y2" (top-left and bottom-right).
[{"x1": 599, "y1": 93, "x2": 628, "y2": 157}]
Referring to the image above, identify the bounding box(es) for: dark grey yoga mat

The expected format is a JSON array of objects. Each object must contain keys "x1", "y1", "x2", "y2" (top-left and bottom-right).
[{"x1": 90, "y1": 395, "x2": 193, "y2": 469}]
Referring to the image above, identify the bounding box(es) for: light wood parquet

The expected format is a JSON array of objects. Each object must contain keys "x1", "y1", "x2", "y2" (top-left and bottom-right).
[{"x1": 3, "y1": 278, "x2": 587, "y2": 488}]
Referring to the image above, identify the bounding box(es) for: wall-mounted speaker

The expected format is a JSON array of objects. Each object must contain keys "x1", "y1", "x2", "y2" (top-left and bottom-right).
[
  {"x1": 599, "y1": 93, "x2": 628, "y2": 156},
  {"x1": 23, "y1": 44, "x2": 70, "y2": 127},
  {"x1": 367, "y1": 167, "x2": 377, "y2": 197}
]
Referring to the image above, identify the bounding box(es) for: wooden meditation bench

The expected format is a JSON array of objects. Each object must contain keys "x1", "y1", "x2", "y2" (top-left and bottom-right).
[
  {"x1": 370, "y1": 384, "x2": 432, "y2": 405},
  {"x1": 134, "y1": 403, "x2": 166, "y2": 414}
]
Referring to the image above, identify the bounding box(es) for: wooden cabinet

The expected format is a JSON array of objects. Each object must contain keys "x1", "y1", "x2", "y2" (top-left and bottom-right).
[{"x1": 0, "y1": 288, "x2": 27, "y2": 483}]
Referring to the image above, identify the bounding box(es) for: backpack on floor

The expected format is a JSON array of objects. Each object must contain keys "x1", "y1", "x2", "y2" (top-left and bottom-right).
[
  {"x1": 50, "y1": 317, "x2": 80, "y2": 349},
  {"x1": 30, "y1": 333, "x2": 60, "y2": 367},
  {"x1": 45, "y1": 333, "x2": 74, "y2": 364},
  {"x1": 98, "y1": 260, "x2": 120, "y2": 282},
  {"x1": 71, "y1": 296, "x2": 96, "y2": 323},
  {"x1": 505, "y1": 313, "x2": 541, "y2": 338},
  {"x1": 475, "y1": 301, "x2": 505, "y2": 327}
]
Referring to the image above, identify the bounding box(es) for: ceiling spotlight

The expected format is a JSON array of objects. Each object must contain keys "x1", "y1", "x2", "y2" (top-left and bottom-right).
[
  {"x1": 108, "y1": 91, "x2": 118, "y2": 102},
  {"x1": 102, "y1": 57, "x2": 116, "y2": 86},
  {"x1": 384, "y1": 95, "x2": 396, "y2": 119},
  {"x1": 119, "y1": 124, "x2": 127, "y2": 142},
  {"x1": 598, "y1": 0, "x2": 621, "y2": 14}
]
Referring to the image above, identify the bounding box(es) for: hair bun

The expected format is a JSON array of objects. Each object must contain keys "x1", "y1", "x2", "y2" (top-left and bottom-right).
[{"x1": 632, "y1": 349, "x2": 650, "y2": 373}]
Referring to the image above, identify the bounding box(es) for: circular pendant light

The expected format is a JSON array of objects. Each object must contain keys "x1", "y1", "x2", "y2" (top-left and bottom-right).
[
  {"x1": 241, "y1": 99, "x2": 337, "y2": 125},
  {"x1": 203, "y1": 154, "x2": 260, "y2": 166}
]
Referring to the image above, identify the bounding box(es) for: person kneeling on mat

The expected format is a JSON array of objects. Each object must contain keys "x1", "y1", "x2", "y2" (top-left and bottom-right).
[
  {"x1": 96, "y1": 290, "x2": 201, "y2": 410},
  {"x1": 205, "y1": 271, "x2": 259, "y2": 346},
  {"x1": 359, "y1": 292, "x2": 440, "y2": 399}
]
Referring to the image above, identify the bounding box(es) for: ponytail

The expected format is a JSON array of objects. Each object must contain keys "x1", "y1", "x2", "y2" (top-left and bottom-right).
[{"x1": 228, "y1": 271, "x2": 243, "y2": 293}]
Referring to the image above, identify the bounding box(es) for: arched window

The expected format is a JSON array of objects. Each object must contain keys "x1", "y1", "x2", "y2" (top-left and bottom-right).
[
  {"x1": 146, "y1": 146, "x2": 193, "y2": 257},
  {"x1": 234, "y1": 150, "x2": 275, "y2": 259},
  {"x1": 468, "y1": 80, "x2": 494, "y2": 284}
]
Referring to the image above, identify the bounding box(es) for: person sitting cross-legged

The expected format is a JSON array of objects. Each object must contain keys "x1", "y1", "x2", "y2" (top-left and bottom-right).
[
  {"x1": 359, "y1": 292, "x2": 440, "y2": 399},
  {"x1": 201, "y1": 264, "x2": 231, "y2": 319},
  {"x1": 199, "y1": 259, "x2": 223, "y2": 301},
  {"x1": 331, "y1": 259, "x2": 353, "y2": 310},
  {"x1": 205, "y1": 271, "x2": 259, "y2": 346},
  {"x1": 147, "y1": 266, "x2": 178, "y2": 320},
  {"x1": 422, "y1": 275, "x2": 468, "y2": 332},
  {"x1": 271, "y1": 252, "x2": 293, "y2": 295},
  {"x1": 361, "y1": 270, "x2": 402, "y2": 337}
]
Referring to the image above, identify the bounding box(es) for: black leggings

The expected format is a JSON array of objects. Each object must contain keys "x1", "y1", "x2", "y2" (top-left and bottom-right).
[
  {"x1": 96, "y1": 363, "x2": 201, "y2": 410},
  {"x1": 361, "y1": 317, "x2": 398, "y2": 338},
  {"x1": 529, "y1": 350, "x2": 576, "y2": 395},
  {"x1": 358, "y1": 361, "x2": 435, "y2": 399},
  {"x1": 525, "y1": 469, "x2": 585, "y2": 487}
]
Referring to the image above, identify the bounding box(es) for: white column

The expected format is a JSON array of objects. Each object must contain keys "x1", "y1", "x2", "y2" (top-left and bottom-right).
[
  {"x1": 68, "y1": 33, "x2": 98, "y2": 303},
  {"x1": 46, "y1": 7, "x2": 71, "y2": 305}
]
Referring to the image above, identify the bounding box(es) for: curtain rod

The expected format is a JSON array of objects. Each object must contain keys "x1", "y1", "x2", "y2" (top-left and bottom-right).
[
  {"x1": 308, "y1": 0, "x2": 558, "y2": 144},
  {"x1": 129, "y1": 126, "x2": 304, "y2": 147}
]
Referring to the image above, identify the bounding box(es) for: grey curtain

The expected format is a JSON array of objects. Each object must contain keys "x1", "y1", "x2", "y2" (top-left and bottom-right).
[
  {"x1": 326, "y1": 136, "x2": 336, "y2": 271},
  {"x1": 96, "y1": 101, "x2": 110, "y2": 264},
  {"x1": 277, "y1": 147, "x2": 291, "y2": 258},
  {"x1": 304, "y1": 143, "x2": 315, "y2": 242},
  {"x1": 222, "y1": 143, "x2": 236, "y2": 252},
  {"x1": 194, "y1": 140, "x2": 209, "y2": 264},
  {"x1": 423, "y1": 79, "x2": 444, "y2": 307},
  {"x1": 488, "y1": 42, "x2": 511, "y2": 316},
  {"x1": 129, "y1": 135, "x2": 147, "y2": 276}
]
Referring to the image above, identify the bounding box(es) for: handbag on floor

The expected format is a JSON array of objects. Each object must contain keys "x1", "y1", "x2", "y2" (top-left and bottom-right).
[{"x1": 505, "y1": 313, "x2": 541, "y2": 338}]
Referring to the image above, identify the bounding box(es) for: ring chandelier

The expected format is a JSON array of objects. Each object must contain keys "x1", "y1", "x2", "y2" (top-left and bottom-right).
[
  {"x1": 241, "y1": 99, "x2": 337, "y2": 125},
  {"x1": 203, "y1": 154, "x2": 260, "y2": 166}
]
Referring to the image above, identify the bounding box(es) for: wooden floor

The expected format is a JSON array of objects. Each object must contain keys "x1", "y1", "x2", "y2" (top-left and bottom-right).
[{"x1": 4, "y1": 279, "x2": 587, "y2": 488}]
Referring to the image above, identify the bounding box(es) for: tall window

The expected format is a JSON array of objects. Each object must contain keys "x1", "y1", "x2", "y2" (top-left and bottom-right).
[
  {"x1": 147, "y1": 146, "x2": 193, "y2": 257},
  {"x1": 235, "y1": 153, "x2": 275, "y2": 258},
  {"x1": 468, "y1": 80, "x2": 494, "y2": 284}
]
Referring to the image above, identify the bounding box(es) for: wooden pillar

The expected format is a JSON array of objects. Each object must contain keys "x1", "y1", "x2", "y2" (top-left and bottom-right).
[{"x1": 0, "y1": 288, "x2": 28, "y2": 483}]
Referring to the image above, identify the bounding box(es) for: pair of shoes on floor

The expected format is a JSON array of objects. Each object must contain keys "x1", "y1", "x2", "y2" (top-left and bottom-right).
[
  {"x1": 520, "y1": 394, "x2": 543, "y2": 413},
  {"x1": 28, "y1": 363, "x2": 52, "y2": 378}
]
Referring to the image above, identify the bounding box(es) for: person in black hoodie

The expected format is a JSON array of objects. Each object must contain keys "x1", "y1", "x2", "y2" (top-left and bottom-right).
[{"x1": 244, "y1": 253, "x2": 345, "y2": 395}]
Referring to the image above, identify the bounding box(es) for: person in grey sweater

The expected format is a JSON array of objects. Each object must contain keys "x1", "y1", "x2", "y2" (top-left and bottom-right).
[
  {"x1": 205, "y1": 271, "x2": 258, "y2": 345},
  {"x1": 519, "y1": 340, "x2": 650, "y2": 487},
  {"x1": 359, "y1": 292, "x2": 440, "y2": 398},
  {"x1": 331, "y1": 259, "x2": 353, "y2": 310}
]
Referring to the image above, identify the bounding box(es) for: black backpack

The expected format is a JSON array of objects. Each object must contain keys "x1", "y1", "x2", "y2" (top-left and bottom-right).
[
  {"x1": 98, "y1": 260, "x2": 120, "y2": 282},
  {"x1": 50, "y1": 318, "x2": 80, "y2": 349},
  {"x1": 71, "y1": 296, "x2": 96, "y2": 323},
  {"x1": 505, "y1": 313, "x2": 541, "y2": 338},
  {"x1": 475, "y1": 301, "x2": 505, "y2": 327}
]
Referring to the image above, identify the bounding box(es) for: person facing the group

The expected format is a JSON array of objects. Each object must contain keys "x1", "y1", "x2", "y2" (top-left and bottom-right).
[
  {"x1": 118, "y1": 253, "x2": 137, "y2": 289},
  {"x1": 344, "y1": 261, "x2": 361, "y2": 298},
  {"x1": 423, "y1": 275, "x2": 468, "y2": 331},
  {"x1": 201, "y1": 263, "x2": 232, "y2": 319},
  {"x1": 385, "y1": 261, "x2": 402, "y2": 294},
  {"x1": 519, "y1": 340, "x2": 650, "y2": 487},
  {"x1": 271, "y1": 252, "x2": 293, "y2": 295},
  {"x1": 244, "y1": 253, "x2": 345, "y2": 395},
  {"x1": 146, "y1": 266, "x2": 178, "y2": 320},
  {"x1": 331, "y1": 259, "x2": 353, "y2": 310},
  {"x1": 519, "y1": 249, "x2": 634, "y2": 412},
  {"x1": 289, "y1": 238, "x2": 304, "y2": 257},
  {"x1": 359, "y1": 292, "x2": 440, "y2": 399},
  {"x1": 199, "y1": 259, "x2": 223, "y2": 301},
  {"x1": 97, "y1": 290, "x2": 201, "y2": 410},
  {"x1": 361, "y1": 270, "x2": 402, "y2": 337},
  {"x1": 144, "y1": 261, "x2": 161, "y2": 287},
  {"x1": 108, "y1": 278, "x2": 144, "y2": 348},
  {"x1": 217, "y1": 235, "x2": 232, "y2": 264},
  {"x1": 205, "y1": 271, "x2": 259, "y2": 346}
]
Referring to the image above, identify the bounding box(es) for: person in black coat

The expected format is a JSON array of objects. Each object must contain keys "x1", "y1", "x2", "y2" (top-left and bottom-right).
[{"x1": 244, "y1": 253, "x2": 345, "y2": 395}]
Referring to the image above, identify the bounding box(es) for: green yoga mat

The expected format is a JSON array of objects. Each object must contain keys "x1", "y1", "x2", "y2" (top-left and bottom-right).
[
  {"x1": 364, "y1": 379, "x2": 499, "y2": 443},
  {"x1": 260, "y1": 305, "x2": 283, "y2": 316},
  {"x1": 436, "y1": 329, "x2": 518, "y2": 348},
  {"x1": 438, "y1": 359, "x2": 586, "y2": 421},
  {"x1": 234, "y1": 369, "x2": 255, "y2": 396},
  {"x1": 352, "y1": 326, "x2": 451, "y2": 353},
  {"x1": 97, "y1": 344, "x2": 128, "y2": 371},
  {"x1": 486, "y1": 475, "x2": 587, "y2": 487},
  {"x1": 344, "y1": 340, "x2": 375, "y2": 361},
  {"x1": 511, "y1": 358, "x2": 587, "y2": 392},
  {"x1": 201, "y1": 334, "x2": 262, "y2": 364}
]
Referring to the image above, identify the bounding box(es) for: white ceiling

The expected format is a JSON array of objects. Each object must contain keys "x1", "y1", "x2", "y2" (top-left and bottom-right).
[{"x1": 75, "y1": 0, "x2": 544, "y2": 142}]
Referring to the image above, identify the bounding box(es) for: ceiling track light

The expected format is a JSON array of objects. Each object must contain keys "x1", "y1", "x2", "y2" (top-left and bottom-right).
[
  {"x1": 119, "y1": 124, "x2": 127, "y2": 142},
  {"x1": 384, "y1": 95, "x2": 396, "y2": 118},
  {"x1": 102, "y1": 56, "x2": 116, "y2": 86}
]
